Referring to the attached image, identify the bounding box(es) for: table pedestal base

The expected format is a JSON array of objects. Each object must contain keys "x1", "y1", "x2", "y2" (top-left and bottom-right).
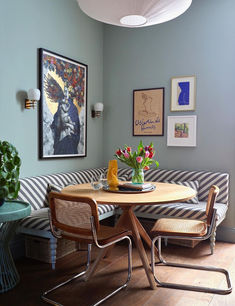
[
  {"x1": 86, "y1": 206, "x2": 158, "y2": 290},
  {"x1": 0, "y1": 222, "x2": 20, "y2": 293}
]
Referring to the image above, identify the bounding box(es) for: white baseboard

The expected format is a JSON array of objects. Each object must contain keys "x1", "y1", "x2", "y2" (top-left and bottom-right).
[{"x1": 216, "y1": 226, "x2": 235, "y2": 243}]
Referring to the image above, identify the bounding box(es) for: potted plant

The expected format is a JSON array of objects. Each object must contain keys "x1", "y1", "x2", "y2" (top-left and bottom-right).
[
  {"x1": 0, "y1": 140, "x2": 21, "y2": 206},
  {"x1": 115, "y1": 140, "x2": 159, "y2": 184}
]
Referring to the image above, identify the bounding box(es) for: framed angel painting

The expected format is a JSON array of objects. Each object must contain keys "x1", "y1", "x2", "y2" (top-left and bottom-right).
[{"x1": 39, "y1": 49, "x2": 87, "y2": 159}]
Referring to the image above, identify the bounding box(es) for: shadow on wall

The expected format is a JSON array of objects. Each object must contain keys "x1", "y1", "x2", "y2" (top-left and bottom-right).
[{"x1": 16, "y1": 90, "x2": 27, "y2": 111}]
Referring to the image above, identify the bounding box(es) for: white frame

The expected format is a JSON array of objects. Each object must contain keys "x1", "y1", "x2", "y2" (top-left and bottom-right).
[
  {"x1": 171, "y1": 76, "x2": 196, "y2": 111},
  {"x1": 167, "y1": 116, "x2": 197, "y2": 147}
]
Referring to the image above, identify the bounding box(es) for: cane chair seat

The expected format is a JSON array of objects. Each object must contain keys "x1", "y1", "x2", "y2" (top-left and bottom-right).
[
  {"x1": 61, "y1": 225, "x2": 132, "y2": 244},
  {"x1": 151, "y1": 218, "x2": 207, "y2": 237}
]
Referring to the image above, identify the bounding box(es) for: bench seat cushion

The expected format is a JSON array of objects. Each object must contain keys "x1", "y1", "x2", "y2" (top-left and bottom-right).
[
  {"x1": 134, "y1": 202, "x2": 227, "y2": 223},
  {"x1": 20, "y1": 204, "x2": 116, "y2": 231}
]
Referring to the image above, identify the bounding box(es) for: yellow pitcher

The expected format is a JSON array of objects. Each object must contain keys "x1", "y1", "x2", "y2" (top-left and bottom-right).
[{"x1": 107, "y1": 160, "x2": 119, "y2": 191}]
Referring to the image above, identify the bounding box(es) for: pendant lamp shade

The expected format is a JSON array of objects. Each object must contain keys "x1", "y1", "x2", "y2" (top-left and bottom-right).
[{"x1": 77, "y1": 0, "x2": 192, "y2": 28}]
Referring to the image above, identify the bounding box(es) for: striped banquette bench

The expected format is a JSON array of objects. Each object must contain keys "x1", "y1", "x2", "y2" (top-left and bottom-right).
[
  {"x1": 17, "y1": 167, "x2": 229, "y2": 268},
  {"x1": 16, "y1": 167, "x2": 129, "y2": 269}
]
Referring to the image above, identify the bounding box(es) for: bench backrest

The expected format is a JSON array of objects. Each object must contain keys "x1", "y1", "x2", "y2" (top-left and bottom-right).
[
  {"x1": 17, "y1": 167, "x2": 229, "y2": 211},
  {"x1": 118, "y1": 168, "x2": 229, "y2": 205},
  {"x1": 17, "y1": 168, "x2": 105, "y2": 211}
]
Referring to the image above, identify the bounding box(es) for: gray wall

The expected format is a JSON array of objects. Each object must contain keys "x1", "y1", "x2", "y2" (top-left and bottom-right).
[
  {"x1": 103, "y1": 0, "x2": 235, "y2": 231},
  {"x1": 0, "y1": 0, "x2": 104, "y2": 178}
]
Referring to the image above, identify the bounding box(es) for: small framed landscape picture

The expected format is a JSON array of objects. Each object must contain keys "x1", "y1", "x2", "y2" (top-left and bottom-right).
[
  {"x1": 171, "y1": 76, "x2": 196, "y2": 111},
  {"x1": 133, "y1": 87, "x2": 164, "y2": 136},
  {"x1": 167, "y1": 115, "x2": 197, "y2": 147}
]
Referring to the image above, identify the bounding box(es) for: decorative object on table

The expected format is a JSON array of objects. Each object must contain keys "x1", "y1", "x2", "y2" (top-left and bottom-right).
[
  {"x1": 171, "y1": 76, "x2": 196, "y2": 111},
  {"x1": 107, "y1": 160, "x2": 119, "y2": 191},
  {"x1": 115, "y1": 140, "x2": 159, "y2": 184},
  {"x1": 133, "y1": 87, "x2": 164, "y2": 136},
  {"x1": 25, "y1": 88, "x2": 41, "y2": 109},
  {"x1": 77, "y1": 0, "x2": 192, "y2": 28},
  {"x1": 167, "y1": 116, "x2": 197, "y2": 147},
  {"x1": 90, "y1": 175, "x2": 103, "y2": 190},
  {"x1": 0, "y1": 140, "x2": 21, "y2": 207},
  {"x1": 39, "y1": 48, "x2": 87, "y2": 159},
  {"x1": 103, "y1": 184, "x2": 156, "y2": 194}
]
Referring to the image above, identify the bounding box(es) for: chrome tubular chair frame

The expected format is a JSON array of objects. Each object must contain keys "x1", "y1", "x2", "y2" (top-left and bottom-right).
[
  {"x1": 42, "y1": 215, "x2": 132, "y2": 306},
  {"x1": 151, "y1": 209, "x2": 232, "y2": 295}
]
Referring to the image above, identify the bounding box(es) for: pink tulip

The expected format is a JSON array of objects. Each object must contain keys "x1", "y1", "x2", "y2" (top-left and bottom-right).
[
  {"x1": 145, "y1": 151, "x2": 150, "y2": 158},
  {"x1": 136, "y1": 156, "x2": 143, "y2": 163},
  {"x1": 124, "y1": 152, "x2": 130, "y2": 158}
]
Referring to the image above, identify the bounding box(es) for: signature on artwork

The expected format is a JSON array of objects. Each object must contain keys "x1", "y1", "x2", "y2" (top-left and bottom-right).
[{"x1": 135, "y1": 118, "x2": 160, "y2": 131}]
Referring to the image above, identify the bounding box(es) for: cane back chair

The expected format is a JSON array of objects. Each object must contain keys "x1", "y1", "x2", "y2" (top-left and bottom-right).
[
  {"x1": 42, "y1": 192, "x2": 132, "y2": 306},
  {"x1": 150, "y1": 185, "x2": 232, "y2": 294}
]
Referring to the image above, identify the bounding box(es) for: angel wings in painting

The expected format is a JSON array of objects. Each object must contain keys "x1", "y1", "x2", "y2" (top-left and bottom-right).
[{"x1": 44, "y1": 74, "x2": 80, "y2": 155}]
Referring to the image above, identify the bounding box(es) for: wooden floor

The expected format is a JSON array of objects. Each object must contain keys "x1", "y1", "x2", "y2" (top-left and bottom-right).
[{"x1": 1, "y1": 241, "x2": 235, "y2": 306}]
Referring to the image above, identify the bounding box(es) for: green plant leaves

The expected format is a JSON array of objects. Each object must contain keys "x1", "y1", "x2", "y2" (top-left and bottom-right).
[{"x1": 0, "y1": 140, "x2": 21, "y2": 200}]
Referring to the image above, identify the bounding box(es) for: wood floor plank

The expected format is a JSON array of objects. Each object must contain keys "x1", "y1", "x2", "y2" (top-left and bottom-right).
[{"x1": 0, "y1": 241, "x2": 234, "y2": 306}]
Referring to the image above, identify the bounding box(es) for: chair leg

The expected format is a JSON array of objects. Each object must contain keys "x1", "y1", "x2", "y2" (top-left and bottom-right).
[
  {"x1": 49, "y1": 236, "x2": 57, "y2": 270},
  {"x1": 93, "y1": 238, "x2": 132, "y2": 306},
  {"x1": 210, "y1": 228, "x2": 216, "y2": 255},
  {"x1": 42, "y1": 237, "x2": 132, "y2": 306},
  {"x1": 151, "y1": 236, "x2": 232, "y2": 295},
  {"x1": 42, "y1": 243, "x2": 92, "y2": 305}
]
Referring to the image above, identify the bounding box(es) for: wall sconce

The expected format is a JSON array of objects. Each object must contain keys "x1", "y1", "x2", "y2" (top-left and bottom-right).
[
  {"x1": 25, "y1": 89, "x2": 41, "y2": 109},
  {"x1": 92, "y1": 102, "x2": 104, "y2": 118}
]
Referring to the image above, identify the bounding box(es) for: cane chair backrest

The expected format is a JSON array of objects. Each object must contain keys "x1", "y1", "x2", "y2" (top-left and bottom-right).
[
  {"x1": 49, "y1": 192, "x2": 100, "y2": 237},
  {"x1": 206, "y1": 185, "x2": 219, "y2": 226}
]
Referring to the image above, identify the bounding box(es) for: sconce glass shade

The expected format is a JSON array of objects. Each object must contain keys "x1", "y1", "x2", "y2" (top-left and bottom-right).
[
  {"x1": 94, "y1": 102, "x2": 104, "y2": 112},
  {"x1": 27, "y1": 89, "x2": 41, "y2": 101},
  {"x1": 77, "y1": 0, "x2": 192, "y2": 28},
  {"x1": 25, "y1": 89, "x2": 41, "y2": 109},
  {"x1": 92, "y1": 102, "x2": 104, "y2": 118}
]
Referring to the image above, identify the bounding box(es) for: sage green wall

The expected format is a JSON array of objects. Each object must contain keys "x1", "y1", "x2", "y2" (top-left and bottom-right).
[
  {"x1": 0, "y1": 0, "x2": 104, "y2": 178},
  {"x1": 103, "y1": 0, "x2": 235, "y2": 232}
]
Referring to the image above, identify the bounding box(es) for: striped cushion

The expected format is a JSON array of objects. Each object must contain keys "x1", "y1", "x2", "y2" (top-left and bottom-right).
[
  {"x1": 144, "y1": 169, "x2": 229, "y2": 204},
  {"x1": 17, "y1": 168, "x2": 106, "y2": 211},
  {"x1": 134, "y1": 202, "x2": 227, "y2": 223},
  {"x1": 48, "y1": 182, "x2": 77, "y2": 193},
  {"x1": 20, "y1": 204, "x2": 117, "y2": 231},
  {"x1": 165, "y1": 180, "x2": 199, "y2": 204}
]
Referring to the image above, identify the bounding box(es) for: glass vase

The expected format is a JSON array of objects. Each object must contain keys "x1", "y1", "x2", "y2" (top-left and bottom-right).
[{"x1": 131, "y1": 168, "x2": 144, "y2": 184}]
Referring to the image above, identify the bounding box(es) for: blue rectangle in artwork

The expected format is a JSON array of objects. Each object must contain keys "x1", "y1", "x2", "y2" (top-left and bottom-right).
[{"x1": 177, "y1": 81, "x2": 190, "y2": 105}]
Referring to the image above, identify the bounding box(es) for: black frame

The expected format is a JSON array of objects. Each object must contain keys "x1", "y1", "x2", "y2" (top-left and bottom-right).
[
  {"x1": 133, "y1": 87, "x2": 164, "y2": 136},
  {"x1": 39, "y1": 48, "x2": 87, "y2": 159}
]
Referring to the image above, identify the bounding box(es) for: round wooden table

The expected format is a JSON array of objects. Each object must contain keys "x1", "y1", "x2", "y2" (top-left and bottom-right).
[{"x1": 63, "y1": 182, "x2": 196, "y2": 290}]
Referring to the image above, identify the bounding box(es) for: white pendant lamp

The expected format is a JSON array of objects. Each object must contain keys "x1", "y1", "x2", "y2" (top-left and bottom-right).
[{"x1": 77, "y1": 0, "x2": 192, "y2": 28}]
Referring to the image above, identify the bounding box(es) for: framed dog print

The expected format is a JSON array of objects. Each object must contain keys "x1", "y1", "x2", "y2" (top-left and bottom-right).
[
  {"x1": 167, "y1": 115, "x2": 197, "y2": 147},
  {"x1": 39, "y1": 48, "x2": 87, "y2": 159},
  {"x1": 133, "y1": 87, "x2": 164, "y2": 136},
  {"x1": 171, "y1": 76, "x2": 196, "y2": 111}
]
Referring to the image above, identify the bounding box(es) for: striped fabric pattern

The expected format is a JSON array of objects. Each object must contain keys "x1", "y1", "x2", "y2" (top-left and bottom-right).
[
  {"x1": 17, "y1": 168, "x2": 106, "y2": 211},
  {"x1": 143, "y1": 169, "x2": 229, "y2": 204},
  {"x1": 17, "y1": 167, "x2": 229, "y2": 232},
  {"x1": 134, "y1": 202, "x2": 227, "y2": 223},
  {"x1": 20, "y1": 204, "x2": 116, "y2": 231},
  {"x1": 164, "y1": 180, "x2": 199, "y2": 204}
]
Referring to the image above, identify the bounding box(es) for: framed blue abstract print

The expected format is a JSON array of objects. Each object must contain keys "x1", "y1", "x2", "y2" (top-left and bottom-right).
[
  {"x1": 171, "y1": 76, "x2": 196, "y2": 111},
  {"x1": 39, "y1": 49, "x2": 87, "y2": 159}
]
